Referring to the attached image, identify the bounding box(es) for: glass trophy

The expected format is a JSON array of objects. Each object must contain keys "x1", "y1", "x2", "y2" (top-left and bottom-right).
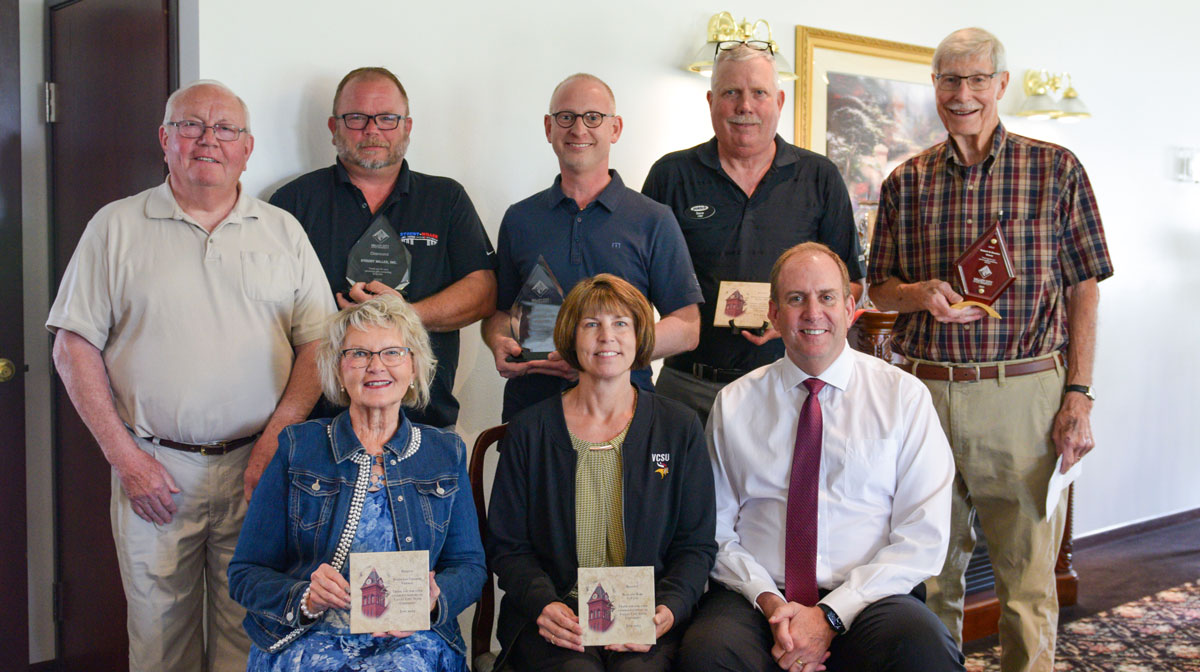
[
  {"x1": 345, "y1": 214, "x2": 412, "y2": 292},
  {"x1": 507, "y1": 256, "x2": 566, "y2": 362},
  {"x1": 950, "y1": 220, "x2": 1016, "y2": 319}
]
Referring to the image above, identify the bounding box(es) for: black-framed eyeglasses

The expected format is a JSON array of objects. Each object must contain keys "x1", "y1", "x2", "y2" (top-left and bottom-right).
[
  {"x1": 934, "y1": 72, "x2": 1000, "y2": 91},
  {"x1": 715, "y1": 40, "x2": 774, "y2": 56},
  {"x1": 335, "y1": 113, "x2": 408, "y2": 131},
  {"x1": 165, "y1": 120, "x2": 247, "y2": 142},
  {"x1": 549, "y1": 111, "x2": 615, "y2": 129},
  {"x1": 340, "y1": 347, "x2": 412, "y2": 368}
]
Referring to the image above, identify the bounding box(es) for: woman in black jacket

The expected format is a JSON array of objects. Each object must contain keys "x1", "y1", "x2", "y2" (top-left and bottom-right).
[{"x1": 487, "y1": 273, "x2": 716, "y2": 671}]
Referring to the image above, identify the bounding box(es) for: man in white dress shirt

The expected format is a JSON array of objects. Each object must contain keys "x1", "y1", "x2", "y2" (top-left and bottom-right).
[{"x1": 678, "y1": 242, "x2": 963, "y2": 671}]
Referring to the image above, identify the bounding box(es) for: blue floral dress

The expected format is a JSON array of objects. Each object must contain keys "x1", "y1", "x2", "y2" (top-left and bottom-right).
[{"x1": 245, "y1": 487, "x2": 467, "y2": 672}]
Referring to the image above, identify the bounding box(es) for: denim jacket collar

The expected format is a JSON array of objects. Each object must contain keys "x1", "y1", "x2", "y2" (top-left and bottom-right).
[{"x1": 328, "y1": 409, "x2": 419, "y2": 463}]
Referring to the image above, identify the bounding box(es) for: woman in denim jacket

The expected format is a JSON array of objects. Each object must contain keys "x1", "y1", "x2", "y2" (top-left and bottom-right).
[{"x1": 228, "y1": 295, "x2": 485, "y2": 671}]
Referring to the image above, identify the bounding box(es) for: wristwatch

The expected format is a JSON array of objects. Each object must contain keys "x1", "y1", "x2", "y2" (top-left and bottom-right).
[
  {"x1": 1065, "y1": 384, "x2": 1096, "y2": 401},
  {"x1": 817, "y1": 603, "x2": 846, "y2": 635}
]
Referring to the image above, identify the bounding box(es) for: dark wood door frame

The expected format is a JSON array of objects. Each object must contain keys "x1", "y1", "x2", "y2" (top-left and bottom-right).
[
  {"x1": 46, "y1": 0, "x2": 178, "y2": 668},
  {"x1": 0, "y1": 0, "x2": 29, "y2": 665}
]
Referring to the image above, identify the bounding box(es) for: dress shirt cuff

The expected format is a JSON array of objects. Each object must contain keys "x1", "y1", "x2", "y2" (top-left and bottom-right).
[
  {"x1": 746, "y1": 583, "x2": 784, "y2": 614},
  {"x1": 820, "y1": 585, "x2": 869, "y2": 630}
]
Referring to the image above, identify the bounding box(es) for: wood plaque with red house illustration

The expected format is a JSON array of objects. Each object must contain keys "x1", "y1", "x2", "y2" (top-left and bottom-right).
[
  {"x1": 349, "y1": 550, "x2": 430, "y2": 633},
  {"x1": 577, "y1": 566, "x2": 656, "y2": 646},
  {"x1": 714, "y1": 281, "x2": 772, "y2": 331}
]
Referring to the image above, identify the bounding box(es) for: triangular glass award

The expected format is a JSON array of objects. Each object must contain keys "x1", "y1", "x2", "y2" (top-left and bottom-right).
[
  {"x1": 345, "y1": 214, "x2": 412, "y2": 292},
  {"x1": 508, "y1": 255, "x2": 566, "y2": 361}
]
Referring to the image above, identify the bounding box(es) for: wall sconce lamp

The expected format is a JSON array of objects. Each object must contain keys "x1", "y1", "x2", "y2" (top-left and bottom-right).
[
  {"x1": 1016, "y1": 70, "x2": 1091, "y2": 122},
  {"x1": 686, "y1": 12, "x2": 798, "y2": 81}
]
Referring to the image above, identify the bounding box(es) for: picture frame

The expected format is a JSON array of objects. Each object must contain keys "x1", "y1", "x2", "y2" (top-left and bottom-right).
[
  {"x1": 794, "y1": 26, "x2": 935, "y2": 150},
  {"x1": 794, "y1": 27, "x2": 943, "y2": 262}
]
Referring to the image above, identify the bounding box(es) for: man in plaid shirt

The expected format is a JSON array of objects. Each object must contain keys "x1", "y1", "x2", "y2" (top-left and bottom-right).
[{"x1": 868, "y1": 27, "x2": 1113, "y2": 672}]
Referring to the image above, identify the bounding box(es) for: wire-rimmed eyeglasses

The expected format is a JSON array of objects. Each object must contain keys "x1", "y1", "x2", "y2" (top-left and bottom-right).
[
  {"x1": 934, "y1": 73, "x2": 1000, "y2": 91},
  {"x1": 164, "y1": 120, "x2": 247, "y2": 142},
  {"x1": 340, "y1": 347, "x2": 412, "y2": 368}
]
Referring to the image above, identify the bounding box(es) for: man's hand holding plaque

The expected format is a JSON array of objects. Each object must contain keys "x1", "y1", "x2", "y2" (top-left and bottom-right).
[
  {"x1": 714, "y1": 281, "x2": 772, "y2": 337},
  {"x1": 506, "y1": 256, "x2": 567, "y2": 362},
  {"x1": 950, "y1": 221, "x2": 1016, "y2": 319}
]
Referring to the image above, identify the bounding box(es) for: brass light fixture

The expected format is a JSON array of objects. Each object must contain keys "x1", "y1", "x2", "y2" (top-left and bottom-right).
[
  {"x1": 1017, "y1": 70, "x2": 1091, "y2": 122},
  {"x1": 686, "y1": 12, "x2": 798, "y2": 81}
]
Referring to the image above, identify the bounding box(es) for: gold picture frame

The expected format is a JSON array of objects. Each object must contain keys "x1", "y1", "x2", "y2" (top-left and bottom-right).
[{"x1": 794, "y1": 26, "x2": 934, "y2": 149}]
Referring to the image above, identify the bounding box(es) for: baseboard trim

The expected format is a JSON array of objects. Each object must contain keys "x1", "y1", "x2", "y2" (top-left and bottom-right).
[
  {"x1": 30, "y1": 661, "x2": 56, "y2": 672},
  {"x1": 1075, "y1": 507, "x2": 1200, "y2": 552}
]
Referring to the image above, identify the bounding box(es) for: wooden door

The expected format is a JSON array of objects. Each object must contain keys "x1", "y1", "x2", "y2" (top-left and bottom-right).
[
  {"x1": 48, "y1": 0, "x2": 175, "y2": 668},
  {"x1": 0, "y1": 0, "x2": 29, "y2": 665}
]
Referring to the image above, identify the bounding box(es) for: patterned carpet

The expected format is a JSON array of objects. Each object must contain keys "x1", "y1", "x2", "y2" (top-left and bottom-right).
[{"x1": 966, "y1": 580, "x2": 1200, "y2": 671}]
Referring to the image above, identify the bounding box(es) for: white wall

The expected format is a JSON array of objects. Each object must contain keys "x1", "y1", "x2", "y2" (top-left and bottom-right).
[{"x1": 22, "y1": 0, "x2": 1200, "y2": 662}]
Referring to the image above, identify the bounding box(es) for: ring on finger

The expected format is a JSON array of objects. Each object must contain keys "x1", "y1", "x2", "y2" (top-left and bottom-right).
[{"x1": 551, "y1": 635, "x2": 556, "y2": 646}]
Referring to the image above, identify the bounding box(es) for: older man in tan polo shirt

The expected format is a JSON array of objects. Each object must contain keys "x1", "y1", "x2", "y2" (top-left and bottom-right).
[{"x1": 47, "y1": 80, "x2": 334, "y2": 672}]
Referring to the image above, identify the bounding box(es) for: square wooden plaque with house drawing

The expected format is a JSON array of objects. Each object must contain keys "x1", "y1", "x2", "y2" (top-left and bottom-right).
[
  {"x1": 349, "y1": 550, "x2": 429, "y2": 634},
  {"x1": 714, "y1": 281, "x2": 772, "y2": 331},
  {"x1": 577, "y1": 566, "x2": 656, "y2": 646}
]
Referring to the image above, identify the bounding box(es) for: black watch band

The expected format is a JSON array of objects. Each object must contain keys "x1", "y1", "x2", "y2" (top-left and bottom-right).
[
  {"x1": 817, "y1": 603, "x2": 846, "y2": 635},
  {"x1": 1065, "y1": 384, "x2": 1096, "y2": 401}
]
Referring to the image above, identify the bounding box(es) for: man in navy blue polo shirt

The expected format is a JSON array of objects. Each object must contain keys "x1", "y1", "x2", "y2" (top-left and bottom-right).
[
  {"x1": 643, "y1": 43, "x2": 863, "y2": 425},
  {"x1": 482, "y1": 73, "x2": 703, "y2": 421},
  {"x1": 271, "y1": 67, "x2": 497, "y2": 429}
]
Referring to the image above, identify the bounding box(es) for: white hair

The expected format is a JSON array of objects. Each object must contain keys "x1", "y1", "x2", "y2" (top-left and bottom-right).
[
  {"x1": 162, "y1": 79, "x2": 251, "y2": 132},
  {"x1": 933, "y1": 28, "x2": 1007, "y2": 74}
]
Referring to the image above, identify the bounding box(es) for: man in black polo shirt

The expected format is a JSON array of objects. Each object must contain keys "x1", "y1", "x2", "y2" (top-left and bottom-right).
[
  {"x1": 271, "y1": 67, "x2": 497, "y2": 428},
  {"x1": 642, "y1": 43, "x2": 863, "y2": 425},
  {"x1": 483, "y1": 73, "x2": 702, "y2": 420}
]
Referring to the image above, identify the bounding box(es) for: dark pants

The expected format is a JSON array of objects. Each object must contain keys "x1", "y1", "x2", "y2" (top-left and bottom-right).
[
  {"x1": 677, "y1": 584, "x2": 963, "y2": 672},
  {"x1": 507, "y1": 619, "x2": 684, "y2": 672}
]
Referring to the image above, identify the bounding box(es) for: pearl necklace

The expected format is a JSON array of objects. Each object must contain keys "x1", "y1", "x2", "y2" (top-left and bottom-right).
[{"x1": 268, "y1": 422, "x2": 422, "y2": 652}]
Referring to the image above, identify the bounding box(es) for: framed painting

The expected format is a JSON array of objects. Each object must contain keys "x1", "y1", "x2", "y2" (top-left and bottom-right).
[{"x1": 794, "y1": 27, "x2": 944, "y2": 254}]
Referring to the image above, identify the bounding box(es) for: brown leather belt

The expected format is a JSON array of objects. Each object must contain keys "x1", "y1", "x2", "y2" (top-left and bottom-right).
[
  {"x1": 909, "y1": 353, "x2": 1061, "y2": 382},
  {"x1": 150, "y1": 434, "x2": 259, "y2": 456}
]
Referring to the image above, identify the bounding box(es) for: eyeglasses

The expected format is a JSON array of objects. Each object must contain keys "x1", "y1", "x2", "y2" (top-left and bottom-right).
[
  {"x1": 335, "y1": 113, "x2": 407, "y2": 131},
  {"x1": 340, "y1": 347, "x2": 412, "y2": 368},
  {"x1": 550, "y1": 111, "x2": 615, "y2": 129},
  {"x1": 934, "y1": 72, "x2": 1000, "y2": 91},
  {"x1": 715, "y1": 40, "x2": 773, "y2": 56},
  {"x1": 165, "y1": 120, "x2": 247, "y2": 142}
]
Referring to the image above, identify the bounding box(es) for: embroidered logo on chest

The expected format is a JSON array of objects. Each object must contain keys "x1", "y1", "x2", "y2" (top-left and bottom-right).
[
  {"x1": 397, "y1": 231, "x2": 440, "y2": 247},
  {"x1": 651, "y1": 453, "x2": 670, "y2": 478}
]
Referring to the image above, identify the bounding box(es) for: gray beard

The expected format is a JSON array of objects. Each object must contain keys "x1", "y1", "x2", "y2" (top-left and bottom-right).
[{"x1": 335, "y1": 136, "x2": 407, "y2": 171}]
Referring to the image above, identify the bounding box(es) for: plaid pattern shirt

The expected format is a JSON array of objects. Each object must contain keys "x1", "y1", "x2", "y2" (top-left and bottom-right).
[{"x1": 869, "y1": 124, "x2": 1113, "y2": 363}]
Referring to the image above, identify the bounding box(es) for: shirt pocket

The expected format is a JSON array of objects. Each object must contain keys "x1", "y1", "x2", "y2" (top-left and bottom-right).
[
  {"x1": 240, "y1": 251, "x2": 294, "y2": 303},
  {"x1": 289, "y1": 472, "x2": 340, "y2": 558},
  {"x1": 1005, "y1": 219, "x2": 1056, "y2": 291},
  {"x1": 840, "y1": 438, "x2": 899, "y2": 505},
  {"x1": 415, "y1": 476, "x2": 459, "y2": 533}
]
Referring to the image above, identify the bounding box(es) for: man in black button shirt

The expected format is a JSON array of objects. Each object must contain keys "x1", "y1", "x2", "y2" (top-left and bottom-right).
[
  {"x1": 643, "y1": 44, "x2": 863, "y2": 425},
  {"x1": 271, "y1": 67, "x2": 497, "y2": 428}
]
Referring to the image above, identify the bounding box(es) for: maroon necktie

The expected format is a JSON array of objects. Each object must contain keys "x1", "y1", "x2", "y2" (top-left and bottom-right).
[{"x1": 785, "y1": 378, "x2": 825, "y2": 606}]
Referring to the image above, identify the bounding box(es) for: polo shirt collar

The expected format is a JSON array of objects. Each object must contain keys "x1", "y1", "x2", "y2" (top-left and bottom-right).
[
  {"x1": 335, "y1": 157, "x2": 411, "y2": 200},
  {"x1": 943, "y1": 122, "x2": 1007, "y2": 174},
  {"x1": 145, "y1": 177, "x2": 259, "y2": 227},
  {"x1": 697, "y1": 135, "x2": 799, "y2": 172},
  {"x1": 545, "y1": 169, "x2": 625, "y2": 212},
  {"x1": 328, "y1": 409, "x2": 417, "y2": 463},
  {"x1": 777, "y1": 343, "x2": 853, "y2": 395}
]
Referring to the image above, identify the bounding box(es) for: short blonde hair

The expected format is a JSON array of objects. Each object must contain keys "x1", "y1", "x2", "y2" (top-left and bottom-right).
[
  {"x1": 553, "y1": 274, "x2": 655, "y2": 372},
  {"x1": 317, "y1": 295, "x2": 436, "y2": 409}
]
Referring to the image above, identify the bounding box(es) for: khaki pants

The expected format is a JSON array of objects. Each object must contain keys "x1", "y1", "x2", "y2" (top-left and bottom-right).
[
  {"x1": 918, "y1": 360, "x2": 1068, "y2": 672},
  {"x1": 111, "y1": 436, "x2": 253, "y2": 672}
]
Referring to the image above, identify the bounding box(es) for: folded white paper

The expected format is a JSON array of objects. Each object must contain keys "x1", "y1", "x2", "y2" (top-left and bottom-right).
[{"x1": 1045, "y1": 456, "x2": 1082, "y2": 521}]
